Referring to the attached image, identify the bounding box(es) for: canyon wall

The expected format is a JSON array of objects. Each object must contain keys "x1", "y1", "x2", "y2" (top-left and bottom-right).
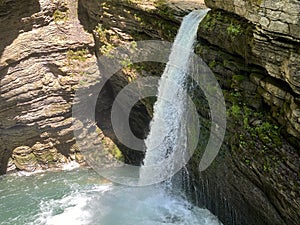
[
  {"x1": 0, "y1": 0, "x2": 193, "y2": 174},
  {"x1": 0, "y1": 0, "x2": 92, "y2": 173},
  {"x1": 203, "y1": 0, "x2": 300, "y2": 141},
  {"x1": 190, "y1": 1, "x2": 299, "y2": 225}
]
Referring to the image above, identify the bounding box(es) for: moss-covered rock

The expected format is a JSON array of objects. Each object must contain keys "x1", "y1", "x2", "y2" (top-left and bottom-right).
[{"x1": 194, "y1": 8, "x2": 300, "y2": 222}]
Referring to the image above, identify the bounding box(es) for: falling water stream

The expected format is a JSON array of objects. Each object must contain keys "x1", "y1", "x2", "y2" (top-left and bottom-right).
[
  {"x1": 139, "y1": 9, "x2": 209, "y2": 185},
  {"x1": 0, "y1": 10, "x2": 223, "y2": 225}
]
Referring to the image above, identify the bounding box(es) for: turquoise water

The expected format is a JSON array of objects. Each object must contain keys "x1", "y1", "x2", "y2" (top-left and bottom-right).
[{"x1": 0, "y1": 168, "x2": 221, "y2": 225}]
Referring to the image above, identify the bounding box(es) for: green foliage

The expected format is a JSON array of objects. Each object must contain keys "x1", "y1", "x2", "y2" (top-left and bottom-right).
[
  {"x1": 95, "y1": 24, "x2": 106, "y2": 42},
  {"x1": 121, "y1": 58, "x2": 133, "y2": 68},
  {"x1": 232, "y1": 75, "x2": 246, "y2": 83},
  {"x1": 100, "y1": 43, "x2": 114, "y2": 57},
  {"x1": 208, "y1": 60, "x2": 217, "y2": 68},
  {"x1": 203, "y1": 14, "x2": 217, "y2": 31},
  {"x1": 101, "y1": 138, "x2": 124, "y2": 162},
  {"x1": 244, "y1": 158, "x2": 251, "y2": 165},
  {"x1": 228, "y1": 91, "x2": 282, "y2": 152},
  {"x1": 216, "y1": 12, "x2": 222, "y2": 20},
  {"x1": 53, "y1": 9, "x2": 67, "y2": 22},
  {"x1": 152, "y1": 19, "x2": 177, "y2": 40},
  {"x1": 227, "y1": 23, "x2": 242, "y2": 36},
  {"x1": 111, "y1": 145, "x2": 124, "y2": 161},
  {"x1": 154, "y1": 0, "x2": 175, "y2": 20},
  {"x1": 66, "y1": 49, "x2": 89, "y2": 77},
  {"x1": 230, "y1": 104, "x2": 241, "y2": 117},
  {"x1": 131, "y1": 41, "x2": 137, "y2": 49},
  {"x1": 134, "y1": 13, "x2": 142, "y2": 22},
  {"x1": 230, "y1": 91, "x2": 242, "y2": 99},
  {"x1": 67, "y1": 49, "x2": 89, "y2": 62},
  {"x1": 95, "y1": 24, "x2": 117, "y2": 57},
  {"x1": 202, "y1": 11, "x2": 223, "y2": 31}
]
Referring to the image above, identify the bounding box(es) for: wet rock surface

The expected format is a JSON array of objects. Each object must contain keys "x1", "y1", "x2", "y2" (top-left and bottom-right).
[{"x1": 191, "y1": 1, "x2": 300, "y2": 224}]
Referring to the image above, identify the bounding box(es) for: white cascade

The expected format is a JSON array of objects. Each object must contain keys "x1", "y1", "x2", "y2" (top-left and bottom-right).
[{"x1": 140, "y1": 9, "x2": 210, "y2": 185}]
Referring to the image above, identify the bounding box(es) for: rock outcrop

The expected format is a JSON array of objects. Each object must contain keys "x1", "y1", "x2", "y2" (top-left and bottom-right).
[
  {"x1": 0, "y1": 0, "x2": 95, "y2": 173},
  {"x1": 202, "y1": 0, "x2": 300, "y2": 141},
  {"x1": 190, "y1": 1, "x2": 300, "y2": 225},
  {"x1": 0, "y1": 0, "x2": 183, "y2": 173}
]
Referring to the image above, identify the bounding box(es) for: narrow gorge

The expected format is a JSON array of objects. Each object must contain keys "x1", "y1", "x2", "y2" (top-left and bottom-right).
[{"x1": 0, "y1": 1, "x2": 299, "y2": 225}]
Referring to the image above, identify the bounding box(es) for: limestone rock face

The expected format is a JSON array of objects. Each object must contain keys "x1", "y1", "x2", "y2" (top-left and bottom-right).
[
  {"x1": 205, "y1": 0, "x2": 300, "y2": 39},
  {"x1": 0, "y1": 0, "x2": 97, "y2": 173},
  {"x1": 193, "y1": 1, "x2": 300, "y2": 225},
  {"x1": 201, "y1": 0, "x2": 300, "y2": 138},
  {"x1": 0, "y1": 0, "x2": 183, "y2": 174}
]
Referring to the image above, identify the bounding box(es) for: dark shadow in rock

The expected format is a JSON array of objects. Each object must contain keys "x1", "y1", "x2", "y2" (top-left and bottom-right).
[
  {"x1": 0, "y1": 0, "x2": 41, "y2": 59},
  {"x1": 77, "y1": 0, "x2": 172, "y2": 165},
  {"x1": 94, "y1": 72, "x2": 151, "y2": 165}
]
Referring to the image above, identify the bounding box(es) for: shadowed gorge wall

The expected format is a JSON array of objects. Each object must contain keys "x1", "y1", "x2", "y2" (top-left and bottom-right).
[{"x1": 189, "y1": 1, "x2": 299, "y2": 225}]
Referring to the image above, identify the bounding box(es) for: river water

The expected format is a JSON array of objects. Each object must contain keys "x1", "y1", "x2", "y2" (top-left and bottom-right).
[{"x1": 0, "y1": 168, "x2": 221, "y2": 225}]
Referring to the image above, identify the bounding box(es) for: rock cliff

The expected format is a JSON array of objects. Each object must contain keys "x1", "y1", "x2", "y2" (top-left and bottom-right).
[
  {"x1": 202, "y1": 0, "x2": 300, "y2": 141},
  {"x1": 0, "y1": 0, "x2": 94, "y2": 173},
  {"x1": 0, "y1": 0, "x2": 189, "y2": 173},
  {"x1": 191, "y1": 1, "x2": 300, "y2": 225}
]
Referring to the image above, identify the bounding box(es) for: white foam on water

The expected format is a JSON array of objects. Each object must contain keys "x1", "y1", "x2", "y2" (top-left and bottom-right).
[
  {"x1": 15, "y1": 169, "x2": 45, "y2": 177},
  {"x1": 61, "y1": 161, "x2": 81, "y2": 171},
  {"x1": 30, "y1": 194, "x2": 91, "y2": 225},
  {"x1": 83, "y1": 184, "x2": 222, "y2": 225},
  {"x1": 11, "y1": 160, "x2": 80, "y2": 178},
  {"x1": 0, "y1": 169, "x2": 222, "y2": 225},
  {"x1": 31, "y1": 183, "x2": 221, "y2": 225},
  {"x1": 30, "y1": 184, "x2": 111, "y2": 225}
]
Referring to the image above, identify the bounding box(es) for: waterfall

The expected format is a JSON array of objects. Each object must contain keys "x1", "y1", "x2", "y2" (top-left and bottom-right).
[{"x1": 139, "y1": 9, "x2": 210, "y2": 185}]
